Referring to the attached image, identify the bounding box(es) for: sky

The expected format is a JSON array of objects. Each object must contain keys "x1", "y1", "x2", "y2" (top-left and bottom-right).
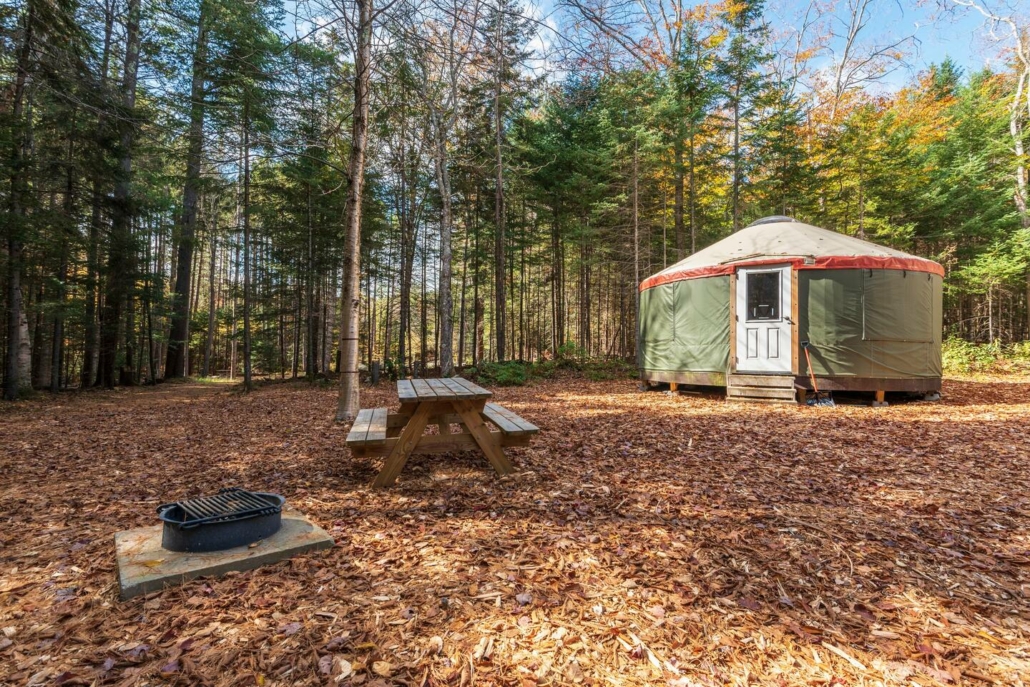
[
  {"x1": 524, "y1": 0, "x2": 1019, "y2": 89},
  {"x1": 282, "y1": 0, "x2": 1020, "y2": 91}
]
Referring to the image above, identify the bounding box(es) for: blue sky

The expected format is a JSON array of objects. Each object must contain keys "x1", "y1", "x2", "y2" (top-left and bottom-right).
[{"x1": 524, "y1": 0, "x2": 1016, "y2": 89}]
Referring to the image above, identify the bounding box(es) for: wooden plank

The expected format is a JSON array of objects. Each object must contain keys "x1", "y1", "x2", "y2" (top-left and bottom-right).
[
  {"x1": 430, "y1": 414, "x2": 454, "y2": 435},
  {"x1": 397, "y1": 379, "x2": 417, "y2": 403},
  {"x1": 373, "y1": 402, "x2": 433, "y2": 488},
  {"x1": 411, "y1": 379, "x2": 437, "y2": 401},
  {"x1": 439, "y1": 377, "x2": 476, "y2": 398},
  {"x1": 367, "y1": 407, "x2": 388, "y2": 445},
  {"x1": 345, "y1": 408, "x2": 375, "y2": 446},
  {"x1": 793, "y1": 375, "x2": 940, "y2": 393},
  {"x1": 726, "y1": 386, "x2": 797, "y2": 400},
  {"x1": 351, "y1": 432, "x2": 532, "y2": 459},
  {"x1": 426, "y1": 378, "x2": 458, "y2": 399},
  {"x1": 453, "y1": 399, "x2": 514, "y2": 476},
  {"x1": 482, "y1": 404, "x2": 523, "y2": 435},
  {"x1": 729, "y1": 272, "x2": 738, "y2": 373},
  {"x1": 727, "y1": 373, "x2": 795, "y2": 388},
  {"x1": 388, "y1": 412, "x2": 461, "y2": 428},
  {"x1": 505, "y1": 409, "x2": 538, "y2": 434},
  {"x1": 448, "y1": 377, "x2": 492, "y2": 399},
  {"x1": 791, "y1": 268, "x2": 800, "y2": 375},
  {"x1": 483, "y1": 402, "x2": 538, "y2": 436},
  {"x1": 639, "y1": 370, "x2": 727, "y2": 387}
]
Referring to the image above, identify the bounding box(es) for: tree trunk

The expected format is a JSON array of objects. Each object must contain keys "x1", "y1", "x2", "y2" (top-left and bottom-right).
[
  {"x1": 336, "y1": 0, "x2": 372, "y2": 421},
  {"x1": 1011, "y1": 67, "x2": 1029, "y2": 227},
  {"x1": 493, "y1": 18, "x2": 506, "y2": 362},
  {"x1": 82, "y1": 0, "x2": 115, "y2": 389},
  {"x1": 673, "y1": 137, "x2": 684, "y2": 260},
  {"x1": 166, "y1": 1, "x2": 209, "y2": 378},
  {"x1": 203, "y1": 224, "x2": 217, "y2": 376},
  {"x1": 99, "y1": 0, "x2": 141, "y2": 388},
  {"x1": 3, "y1": 0, "x2": 36, "y2": 401},
  {"x1": 432, "y1": 108, "x2": 455, "y2": 376},
  {"x1": 458, "y1": 211, "x2": 470, "y2": 367},
  {"x1": 242, "y1": 97, "x2": 253, "y2": 392},
  {"x1": 732, "y1": 84, "x2": 742, "y2": 232}
]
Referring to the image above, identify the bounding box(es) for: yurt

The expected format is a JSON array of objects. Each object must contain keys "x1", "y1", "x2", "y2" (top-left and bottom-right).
[{"x1": 638, "y1": 216, "x2": 943, "y2": 402}]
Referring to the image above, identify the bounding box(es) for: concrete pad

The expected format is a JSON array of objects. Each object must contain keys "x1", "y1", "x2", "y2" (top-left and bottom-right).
[{"x1": 115, "y1": 512, "x2": 334, "y2": 600}]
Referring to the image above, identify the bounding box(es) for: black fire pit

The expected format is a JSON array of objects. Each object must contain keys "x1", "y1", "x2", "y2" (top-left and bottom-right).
[{"x1": 157, "y1": 488, "x2": 285, "y2": 553}]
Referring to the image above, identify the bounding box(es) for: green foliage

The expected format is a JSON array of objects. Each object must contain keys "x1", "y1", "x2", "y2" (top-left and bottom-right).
[
  {"x1": 472, "y1": 361, "x2": 530, "y2": 387},
  {"x1": 942, "y1": 337, "x2": 1030, "y2": 374},
  {"x1": 556, "y1": 340, "x2": 586, "y2": 360},
  {"x1": 582, "y1": 358, "x2": 638, "y2": 381},
  {"x1": 469, "y1": 356, "x2": 637, "y2": 387},
  {"x1": 382, "y1": 358, "x2": 402, "y2": 382}
]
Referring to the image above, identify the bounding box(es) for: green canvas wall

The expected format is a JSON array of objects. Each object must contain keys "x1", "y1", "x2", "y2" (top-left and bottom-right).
[
  {"x1": 639, "y1": 268, "x2": 942, "y2": 380},
  {"x1": 638, "y1": 276, "x2": 730, "y2": 373},
  {"x1": 799, "y1": 270, "x2": 942, "y2": 378}
]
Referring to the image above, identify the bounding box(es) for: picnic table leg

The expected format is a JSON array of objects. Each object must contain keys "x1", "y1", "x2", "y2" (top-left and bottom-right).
[
  {"x1": 432, "y1": 415, "x2": 453, "y2": 435},
  {"x1": 453, "y1": 400, "x2": 514, "y2": 476},
  {"x1": 373, "y1": 402, "x2": 432, "y2": 488}
]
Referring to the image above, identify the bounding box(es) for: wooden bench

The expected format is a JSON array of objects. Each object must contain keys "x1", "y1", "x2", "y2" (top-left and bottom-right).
[
  {"x1": 482, "y1": 402, "x2": 538, "y2": 437},
  {"x1": 346, "y1": 407, "x2": 388, "y2": 449},
  {"x1": 348, "y1": 404, "x2": 537, "y2": 457}
]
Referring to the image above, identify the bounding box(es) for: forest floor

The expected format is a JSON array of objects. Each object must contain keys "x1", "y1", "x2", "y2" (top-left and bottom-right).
[{"x1": 2, "y1": 376, "x2": 1029, "y2": 686}]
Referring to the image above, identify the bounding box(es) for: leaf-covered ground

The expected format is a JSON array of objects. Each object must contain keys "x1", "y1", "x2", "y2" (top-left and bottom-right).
[{"x1": 2, "y1": 377, "x2": 1029, "y2": 686}]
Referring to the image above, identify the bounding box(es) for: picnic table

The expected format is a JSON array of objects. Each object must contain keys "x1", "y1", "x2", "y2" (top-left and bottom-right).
[{"x1": 346, "y1": 377, "x2": 539, "y2": 488}]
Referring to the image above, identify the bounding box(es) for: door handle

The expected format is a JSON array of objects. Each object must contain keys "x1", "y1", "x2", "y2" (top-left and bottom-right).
[{"x1": 784, "y1": 316, "x2": 795, "y2": 325}]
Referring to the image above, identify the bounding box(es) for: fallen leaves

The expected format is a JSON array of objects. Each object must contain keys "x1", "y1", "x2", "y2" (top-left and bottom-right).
[{"x1": 1, "y1": 377, "x2": 1029, "y2": 685}]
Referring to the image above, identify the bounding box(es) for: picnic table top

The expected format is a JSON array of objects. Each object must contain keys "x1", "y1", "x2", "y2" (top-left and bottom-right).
[{"x1": 397, "y1": 377, "x2": 492, "y2": 403}]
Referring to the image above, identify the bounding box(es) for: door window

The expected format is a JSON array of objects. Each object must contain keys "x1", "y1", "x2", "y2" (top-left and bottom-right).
[{"x1": 746, "y1": 271, "x2": 781, "y2": 321}]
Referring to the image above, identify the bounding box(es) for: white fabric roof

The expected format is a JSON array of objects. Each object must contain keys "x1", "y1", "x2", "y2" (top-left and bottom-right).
[{"x1": 652, "y1": 218, "x2": 927, "y2": 278}]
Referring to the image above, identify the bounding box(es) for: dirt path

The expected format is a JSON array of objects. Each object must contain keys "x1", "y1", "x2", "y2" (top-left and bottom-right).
[{"x1": 1, "y1": 377, "x2": 1029, "y2": 685}]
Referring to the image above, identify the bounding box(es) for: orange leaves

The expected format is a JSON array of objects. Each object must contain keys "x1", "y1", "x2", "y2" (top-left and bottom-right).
[{"x1": 1, "y1": 378, "x2": 1030, "y2": 683}]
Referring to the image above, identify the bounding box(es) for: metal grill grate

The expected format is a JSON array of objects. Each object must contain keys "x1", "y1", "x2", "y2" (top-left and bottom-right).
[
  {"x1": 176, "y1": 489, "x2": 278, "y2": 525},
  {"x1": 157, "y1": 488, "x2": 286, "y2": 552},
  {"x1": 161, "y1": 488, "x2": 282, "y2": 529}
]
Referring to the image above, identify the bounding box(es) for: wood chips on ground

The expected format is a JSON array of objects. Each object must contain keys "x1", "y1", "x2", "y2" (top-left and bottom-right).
[{"x1": 1, "y1": 377, "x2": 1029, "y2": 686}]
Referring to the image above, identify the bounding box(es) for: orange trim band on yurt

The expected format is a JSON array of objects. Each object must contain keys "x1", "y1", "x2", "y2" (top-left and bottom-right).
[{"x1": 639, "y1": 255, "x2": 943, "y2": 292}]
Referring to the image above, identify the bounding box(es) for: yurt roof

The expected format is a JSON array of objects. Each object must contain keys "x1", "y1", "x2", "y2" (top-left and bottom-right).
[{"x1": 641, "y1": 217, "x2": 943, "y2": 291}]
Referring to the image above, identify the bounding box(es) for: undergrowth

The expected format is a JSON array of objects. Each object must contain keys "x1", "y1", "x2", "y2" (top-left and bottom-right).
[
  {"x1": 469, "y1": 355, "x2": 637, "y2": 386},
  {"x1": 943, "y1": 336, "x2": 1030, "y2": 374}
]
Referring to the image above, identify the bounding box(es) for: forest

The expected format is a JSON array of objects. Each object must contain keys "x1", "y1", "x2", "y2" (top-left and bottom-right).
[{"x1": 2, "y1": 0, "x2": 1030, "y2": 402}]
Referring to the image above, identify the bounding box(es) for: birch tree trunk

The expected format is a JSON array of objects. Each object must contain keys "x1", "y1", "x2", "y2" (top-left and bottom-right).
[{"x1": 336, "y1": 0, "x2": 373, "y2": 421}]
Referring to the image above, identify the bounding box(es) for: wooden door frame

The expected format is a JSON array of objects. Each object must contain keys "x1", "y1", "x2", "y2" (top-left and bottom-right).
[{"x1": 731, "y1": 264, "x2": 795, "y2": 375}]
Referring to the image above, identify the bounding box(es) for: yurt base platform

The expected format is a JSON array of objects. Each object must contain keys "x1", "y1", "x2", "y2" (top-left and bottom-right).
[
  {"x1": 726, "y1": 373, "x2": 797, "y2": 403},
  {"x1": 642, "y1": 371, "x2": 941, "y2": 405}
]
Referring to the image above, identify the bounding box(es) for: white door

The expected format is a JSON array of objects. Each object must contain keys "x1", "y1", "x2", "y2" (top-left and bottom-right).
[{"x1": 735, "y1": 266, "x2": 792, "y2": 374}]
